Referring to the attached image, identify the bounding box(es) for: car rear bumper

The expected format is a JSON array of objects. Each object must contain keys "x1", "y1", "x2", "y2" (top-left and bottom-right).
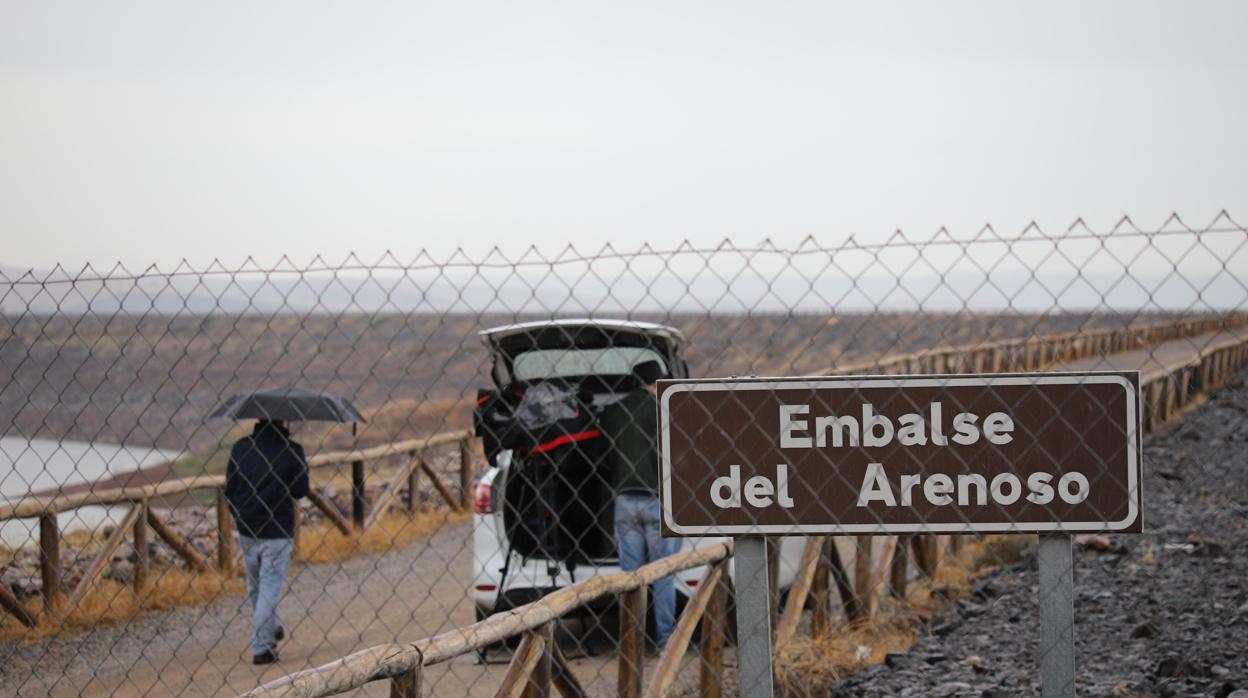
[{"x1": 471, "y1": 552, "x2": 711, "y2": 613}]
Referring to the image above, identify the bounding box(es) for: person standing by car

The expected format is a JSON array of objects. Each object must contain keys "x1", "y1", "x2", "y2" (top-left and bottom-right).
[
  {"x1": 224, "y1": 419, "x2": 309, "y2": 665},
  {"x1": 601, "y1": 360, "x2": 676, "y2": 647}
]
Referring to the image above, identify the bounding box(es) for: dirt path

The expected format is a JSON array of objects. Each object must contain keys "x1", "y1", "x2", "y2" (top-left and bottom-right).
[{"x1": 4, "y1": 520, "x2": 491, "y2": 697}]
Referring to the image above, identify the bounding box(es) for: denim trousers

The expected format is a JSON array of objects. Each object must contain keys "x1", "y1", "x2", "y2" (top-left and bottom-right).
[
  {"x1": 613, "y1": 493, "x2": 678, "y2": 645},
  {"x1": 238, "y1": 535, "x2": 293, "y2": 655}
]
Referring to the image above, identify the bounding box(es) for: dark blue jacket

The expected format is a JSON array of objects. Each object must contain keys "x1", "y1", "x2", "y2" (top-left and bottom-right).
[{"x1": 225, "y1": 423, "x2": 309, "y2": 539}]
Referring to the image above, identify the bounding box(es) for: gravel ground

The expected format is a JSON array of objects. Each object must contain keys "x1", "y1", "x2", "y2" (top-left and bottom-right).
[{"x1": 832, "y1": 378, "x2": 1248, "y2": 698}]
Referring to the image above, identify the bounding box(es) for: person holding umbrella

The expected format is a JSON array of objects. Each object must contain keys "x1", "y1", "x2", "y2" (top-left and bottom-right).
[
  {"x1": 224, "y1": 419, "x2": 307, "y2": 664},
  {"x1": 212, "y1": 387, "x2": 363, "y2": 665}
]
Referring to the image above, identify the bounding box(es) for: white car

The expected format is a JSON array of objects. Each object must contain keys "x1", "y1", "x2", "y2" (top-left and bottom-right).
[{"x1": 469, "y1": 319, "x2": 804, "y2": 621}]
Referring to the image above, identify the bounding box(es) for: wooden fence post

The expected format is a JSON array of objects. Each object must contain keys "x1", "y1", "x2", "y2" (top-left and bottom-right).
[
  {"x1": 406, "y1": 450, "x2": 420, "y2": 513},
  {"x1": 417, "y1": 458, "x2": 462, "y2": 512},
  {"x1": 0, "y1": 582, "x2": 36, "y2": 627},
  {"x1": 389, "y1": 666, "x2": 421, "y2": 698},
  {"x1": 306, "y1": 488, "x2": 353, "y2": 536},
  {"x1": 39, "y1": 512, "x2": 63, "y2": 614},
  {"x1": 292, "y1": 502, "x2": 303, "y2": 559},
  {"x1": 698, "y1": 569, "x2": 727, "y2": 698},
  {"x1": 853, "y1": 536, "x2": 873, "y2": 622},
  {"x1": 649, "y1": 561, "x2": 727, "y2": 698},
  {"x1": 890, "y1": 534, "x2": 910, "y2": 599},
  {"x1": 774, "y1": 537, "x2": 824, "y2": 651},
  {"x1": 552, "y1": 642, "x2": 589, "y2": 698},
  {"x1": 134, "y1": 499, "x2": 149, "y2": 593},
  {"x1": 363, "y1": 455, "x2": 424, "y2": 531},
  {"x1": 146, "y1": 507, "x2": 210, "y2": 572},
  {"x1": 809, "y1": 537, "x2": 832, "y2": 641},
  {"x1": 828, "y1": 537, "x2": 863, "y2": 623},
  {"x1": 216, "y1": 488, "x2": 234, "y2": 573},
  {"x1": 929, "y1": 536, "x2": 945, "y2": 578},
  {"x1": 459, "y1": 438, "x2": 474, "y2": 511},
  {"x1": 499, "y1": 628, "x2": 549, "y2": 698},
  {"x1": 68, "y1": 504, "x2": 142, "y2": 611},
  {"x1": 911, "y1": 536, "x2": 933, "y2": 578},
  {"x1": 351, "y1": 459, "x2": 367, "y2": 530},
  {"x1": 522, "y1": 621, "x2": 553, "y2": 698},
  {"x1": 618, "y1": 585, "x2": 647, "y2": 698}
]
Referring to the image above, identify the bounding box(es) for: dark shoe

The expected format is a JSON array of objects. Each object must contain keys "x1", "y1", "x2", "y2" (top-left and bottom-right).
[
  {"x1": 274, "y1": 625, "x2": 285, "y2": 643},
  {"x1": 253, "y1": 650, "x2": 278, "y2": 665}
]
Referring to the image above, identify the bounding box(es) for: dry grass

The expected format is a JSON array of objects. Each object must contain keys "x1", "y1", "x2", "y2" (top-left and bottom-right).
[
  {"x1": 775, "y1": 534, "x2": 1036, "y2": 696},
  {"x1": 0, "y1": 567, "x2": 243, "y2": 642},
  {"x1": 775, "y1": 611, "x2": 919, "y2": 693},
  {"x1": 294, "y1": 508, "x2": 468, "y2": 564}
]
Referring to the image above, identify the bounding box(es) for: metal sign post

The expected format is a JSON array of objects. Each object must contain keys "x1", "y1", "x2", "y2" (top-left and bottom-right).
[
  {"x1": 733, "y1": 537, "x2": 774, "y2": 698},
  {"x1": 1038, "y1": 533, "x2": 1077, "y2": 698}
]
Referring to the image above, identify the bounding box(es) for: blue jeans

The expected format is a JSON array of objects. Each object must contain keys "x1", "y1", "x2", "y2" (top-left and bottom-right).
[
  {"x1": 614, "y1": 493, "x2": 678, "y2": 645},
  {"x1": 239, "y1": 536, "x2": 293, "y2": 655}
]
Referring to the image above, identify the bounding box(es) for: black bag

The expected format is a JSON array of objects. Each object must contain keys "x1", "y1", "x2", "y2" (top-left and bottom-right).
[{"x1": 500, "y1": 383, "x2": 614, "y2": 564}]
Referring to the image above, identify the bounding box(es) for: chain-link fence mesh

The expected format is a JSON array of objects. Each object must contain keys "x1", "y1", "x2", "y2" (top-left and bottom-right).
[{"x1": 2, "y1": 213, "x2": 1247, "y2": 697}]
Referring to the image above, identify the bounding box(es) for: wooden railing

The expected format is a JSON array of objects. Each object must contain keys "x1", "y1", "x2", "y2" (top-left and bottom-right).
[
  {"x1": 825, "y1": 315, "x2": 1243, "y2": 376},
  {"x1": 1, "y1": 314, "x2": 1243, "y2": 648},
  {"x1": 243, "y1": 542, "x2": 734, "y2": 698},
  {"x1": 242, "y1": 314, "x2": 1248, "y2": 698},
  {"x1": 825, "y1": 316, "x2": 1248, "y2": 642},
  {"x1": 0, "y1": 429, "x2": 476, "y2": 628}
]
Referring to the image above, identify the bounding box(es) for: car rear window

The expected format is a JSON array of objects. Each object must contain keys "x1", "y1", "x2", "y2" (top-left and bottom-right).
[{"x1": 512, "y1": 347, "x2": 667, "y2": 381}]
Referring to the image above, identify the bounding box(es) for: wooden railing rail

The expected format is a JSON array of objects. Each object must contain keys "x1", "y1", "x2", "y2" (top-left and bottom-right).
[
  {"x1": 0, "y1": 429, "x2": 475, "y2": 521},
  {"x1": 305, "y1": 429, "x2": 471, "y2": 469},
  {"x1": 243, "y1": 542, "x2": 734, "y2": 698},
  {"x1": 0, "y1": 428, "x2": 476, "y2": 628},
  {"x1": 832, "y1": 321, "x2": 1248, "y2": 623},
  {"x1": 823, "y1": 314, "x2": 1245, "y2": 377}
]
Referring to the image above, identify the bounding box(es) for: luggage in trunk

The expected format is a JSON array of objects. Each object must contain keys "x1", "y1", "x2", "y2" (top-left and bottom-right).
[{"x1": 495, "y1": 383, "x2": 618, "y2": 564}]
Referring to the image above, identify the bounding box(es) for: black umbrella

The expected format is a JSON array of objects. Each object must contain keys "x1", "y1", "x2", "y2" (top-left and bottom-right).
[{"x1": 209, "y1": 386, "x2": 365, "y2": 423}]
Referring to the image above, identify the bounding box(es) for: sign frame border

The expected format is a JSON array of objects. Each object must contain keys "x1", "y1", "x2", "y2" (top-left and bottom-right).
[{"x1": 659, "y1": 371, "x2": 1141, "y2": 536}]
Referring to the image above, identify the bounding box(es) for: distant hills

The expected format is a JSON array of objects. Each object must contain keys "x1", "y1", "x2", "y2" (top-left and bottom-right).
[{"x1": 1, "y1": 310, "x2": 1156, "y2": 451}]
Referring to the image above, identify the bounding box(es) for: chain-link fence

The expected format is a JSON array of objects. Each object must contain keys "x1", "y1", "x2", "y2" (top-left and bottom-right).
[{"x1": 2, "y1": 214, "x2": 1247, "y2": 697}]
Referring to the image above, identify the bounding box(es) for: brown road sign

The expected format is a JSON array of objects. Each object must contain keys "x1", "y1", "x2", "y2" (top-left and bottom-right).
[{"x1": 659, "y1": 372, "x2": 1142, "y2": 536}]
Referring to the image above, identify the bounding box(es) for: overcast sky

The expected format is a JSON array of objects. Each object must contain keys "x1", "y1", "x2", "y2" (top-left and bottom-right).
[{"x1": 2, "y1": 1, "x2": 1246, "y2": 271}]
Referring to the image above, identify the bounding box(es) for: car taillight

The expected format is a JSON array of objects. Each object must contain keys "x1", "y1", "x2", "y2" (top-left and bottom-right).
[{"x1": 473, "y1": 479, "x2": 494, "y2": 514}]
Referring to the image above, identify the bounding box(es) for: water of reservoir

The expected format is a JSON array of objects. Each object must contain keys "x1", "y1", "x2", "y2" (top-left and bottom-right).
[{"x1": 0, "y1": 437, "x2": 182, "y2": 549}]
